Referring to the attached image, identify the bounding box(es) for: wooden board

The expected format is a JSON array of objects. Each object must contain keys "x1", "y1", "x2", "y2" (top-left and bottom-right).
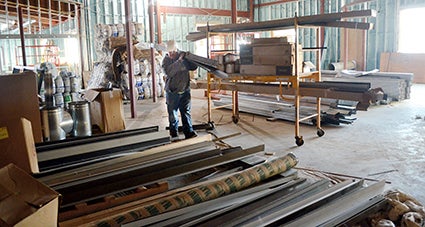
[{"x1": 58, "y1": 182, "x2": 168, "y2": 222}]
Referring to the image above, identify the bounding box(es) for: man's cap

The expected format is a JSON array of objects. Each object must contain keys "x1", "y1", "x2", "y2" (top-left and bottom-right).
[{"x1": 166, "y1": 40, "x2": 178, "y2": 52}]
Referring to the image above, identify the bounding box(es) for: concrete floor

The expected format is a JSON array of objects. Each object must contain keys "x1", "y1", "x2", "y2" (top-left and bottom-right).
[{"x1": 124, "y1": 83, "x2": 425, "y2": 204}]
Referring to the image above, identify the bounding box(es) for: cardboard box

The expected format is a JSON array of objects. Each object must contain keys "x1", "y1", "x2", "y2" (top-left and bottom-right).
[
  {"x1": 0, "y1": 117, "x2": 39, "y2": 174},
  {"x1": 253, "y1": 54, "x2": 294, "y2": 66},
  {"x1": 240, "y1": 64, "x2": 296, "y2": 75},
  {"x1": 252, "y1": 37, "x2": 290, "y2": 44},
  {"x1": 0, "y1": 72, "x2": 43, "y2": 143},
  {"x1": 0, "y1": 164, "x2": 60, "y2": 226},
  {"x1": 240, "y1": 43, "x2": 303, "y2": 66},
  {"x1": 253, "y1": 43, "x2": 297, "y2": 56},
  {"x1": 84, "y1": 88, "x2": 125, "y2": 133}
]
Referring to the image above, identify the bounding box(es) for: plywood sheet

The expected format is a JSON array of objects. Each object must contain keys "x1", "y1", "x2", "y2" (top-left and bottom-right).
[{"x1": 380, "y1": 52, "x2": 425, "y2": 83}]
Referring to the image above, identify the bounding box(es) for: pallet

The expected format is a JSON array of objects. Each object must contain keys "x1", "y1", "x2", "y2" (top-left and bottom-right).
[{"x1": 58, "y1": 182, "x2": 168, "y2": 222}]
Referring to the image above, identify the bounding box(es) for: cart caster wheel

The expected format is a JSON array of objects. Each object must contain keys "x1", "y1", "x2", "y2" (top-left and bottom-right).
[
  {"x1": 295, "y1": 136, "x2": 304, "y2": 146},
  {"x1": 207, "y1": 121, "x2": 215, "y2": 130},
  {"x1": 317, "y1": 128, "x2": 325, "y2": 137},
  {"x1": 232, "y1": 116, "x2": 239, "y2": 124}
]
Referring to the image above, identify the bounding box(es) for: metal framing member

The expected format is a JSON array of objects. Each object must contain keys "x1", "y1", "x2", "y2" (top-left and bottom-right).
[
  {"x1": 194, "y1": 80, "x2": 376, "y2": 110},
  {"x1": 18, "y1": 6, "x2": 26, "y2": 66},
  {"x1": 54, "y1": 143, "x2": 264, "y2": 207},
  {"x1": 0, "y1": 34, "x2": 79, "y2": 39},
  {"x1": 55, "y1": 145, "x2": 225, "y2": 207},
  {"x1": 125, "y1": 0, "x2": 137, "y2": 116},
  {"x1": 194, "y1": 179, "x2": 329, "y2": 227},
  {"x1": 38, "y1": 135, "x2": 214, "y2": 186},
  {"x1": 284, "y1": 181, "x2": 385, "y2": 227},
  {"x1": 129, "y1": 172, "x2": 302, "y2": 227},
  {"x1": 37, "y1": 131, "x2": 170, "y2": 172},
  {"x1": 38, "y1": 135, "x2": 171, "y2": 173},
  {"x1": 91, "y1": 151, "x2": 294, "y2": 226},
  {"x1": 158, "y1": 5, "x2": 249, "y2": 18},
  {"x1": 149, "y1": 0, "x2": 156, "y2": 103},
  {"x1": 197, "y1": 9, "x2": 376, "y2": 33},
  {"x1": 36, "y1": 126, "x2": 159, "y2": 152},
  {"x1": 37, "y1": 130, "x2": 167, "y2": 162},
  {"x1": 337, "y1": 198, "x2": 389, "y2": 226},
  {"x1": 241, "y1": 179, "x2": 364, "y2": 227}
]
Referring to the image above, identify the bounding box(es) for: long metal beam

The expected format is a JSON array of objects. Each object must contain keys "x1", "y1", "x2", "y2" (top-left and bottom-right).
[
  {"x1": 242, "y1": 179, "x2": 365, "y2": 227},
  {"x1": 254, "y1": 0, "x2": 298, "y2": 8},
  {"x1": 37, "y1": 131, "x2": 168, "y2": 162},
  {"x1": 56, "y1": 145, "x2": 226, "y2": 206},
  {"x1": 0, "y1": 34, "x2": 79, "y2": 39},
  {"x1": 36, "y1": 126, "x2": 159, "y2": 152},
  {"x1": 195, "y1": 179, "x2": 330, "y2": 227},
  {"x1": 159, "y1": 6, "x2": 249, "y2": 18},
  {"x1": 135, "y1": 173, "x2": 303, "y2": 227},
  {"x1": 42, "y1": 142, "x2": 265, "y2": 207},
  {"x1": 192, "y1": 80, "x2": 378, "y2": 110},
  {"x1": 284, "y1": 181, "x2": 385, "y2": 227},
  {"x1": 37, "y1": 131, "x2": 171, "y2": 172},
  {"x1": 197, "y1": 9, "x2": 376, "y2": 33},
  {"x1": 38, "y1": 136, "x2": 215, "y2": 187}
]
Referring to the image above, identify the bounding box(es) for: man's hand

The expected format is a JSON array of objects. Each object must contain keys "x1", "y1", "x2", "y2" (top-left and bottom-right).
[{"x1": 178, "y1": 51, "x2": 186, "y2": 61}]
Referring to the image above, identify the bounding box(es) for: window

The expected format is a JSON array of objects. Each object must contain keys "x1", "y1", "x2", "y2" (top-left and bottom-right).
[{"x1": 399, "y1": 7, "x2": 425, "y2": 53}]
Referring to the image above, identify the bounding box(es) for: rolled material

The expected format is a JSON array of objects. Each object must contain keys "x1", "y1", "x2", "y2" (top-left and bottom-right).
[
  {"x1": 329, "y1": 60, "x2": 356, "y2": 71},
  {"x1": 94, "y1": 153, "x2": 298, "y2": 227}
]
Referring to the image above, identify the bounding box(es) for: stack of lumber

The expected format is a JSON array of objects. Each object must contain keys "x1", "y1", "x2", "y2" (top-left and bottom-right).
[
  {"x1": 239, "y1": 38, "x2": 303, "y2": 76},
  {"x1": 322, "y1": 71, "x2": 414, "y2": 102}
]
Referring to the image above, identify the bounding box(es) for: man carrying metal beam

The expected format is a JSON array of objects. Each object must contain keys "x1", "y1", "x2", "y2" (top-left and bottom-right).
[{"x1": 162, "y1": 40, "x2": 198, "y2": 140}]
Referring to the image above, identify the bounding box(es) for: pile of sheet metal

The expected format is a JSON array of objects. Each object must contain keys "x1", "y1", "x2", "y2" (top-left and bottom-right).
[
  {"x1": 213, "y1": 93, "x2": 357, "y2": 125},
  {"x1": 35, "y1": 132, "x2": 265, "y2": 218},
  {"x1": 51, "y1": 148, "x2": 390, "y2": 227},
  {"x1": 184, "y1": 52, "x2": 228, "y2": 79},
  {"x1": 58, "y1": 156, "x2": 396, "y2": 227},
  {"x1": 35, "y1": 126, "x2": 168, "y2": 173},
  {"x1": 34, "y1": 126, "x2": 424, "y2": 226},
  {"x1": 192, "y1": 79, "x2": 383, "y2": 111},
  {"x1": 322, "y1": 70, "x2": 414, "y2": 103}
]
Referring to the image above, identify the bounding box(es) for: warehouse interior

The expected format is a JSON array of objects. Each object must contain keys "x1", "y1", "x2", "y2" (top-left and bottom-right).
[{"x1": 1, "y1": 0, "x2": 425, "y2": 226}]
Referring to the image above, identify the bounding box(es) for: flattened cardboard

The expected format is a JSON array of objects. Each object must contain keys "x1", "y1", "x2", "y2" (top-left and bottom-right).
[
  {"x1": 0, "y1": 164, "x2": 59, "y2": 226},
  {"x1": 0, "y1": 117, "x2": 39, "y2": 173},
  {"x1": 0, "y1": 72, "x2": 43, "y2": 143}
]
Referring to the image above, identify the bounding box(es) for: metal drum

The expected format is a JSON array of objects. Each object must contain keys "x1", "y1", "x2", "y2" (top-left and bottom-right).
[{"x1": 69, "y1": 101, "x2": 92, "y2": 137}]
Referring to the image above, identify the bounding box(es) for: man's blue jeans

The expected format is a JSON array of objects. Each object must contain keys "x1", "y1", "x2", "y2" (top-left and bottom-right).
[{"x1": 166, "y1": 89, "x2": 194, "y2": 135}]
